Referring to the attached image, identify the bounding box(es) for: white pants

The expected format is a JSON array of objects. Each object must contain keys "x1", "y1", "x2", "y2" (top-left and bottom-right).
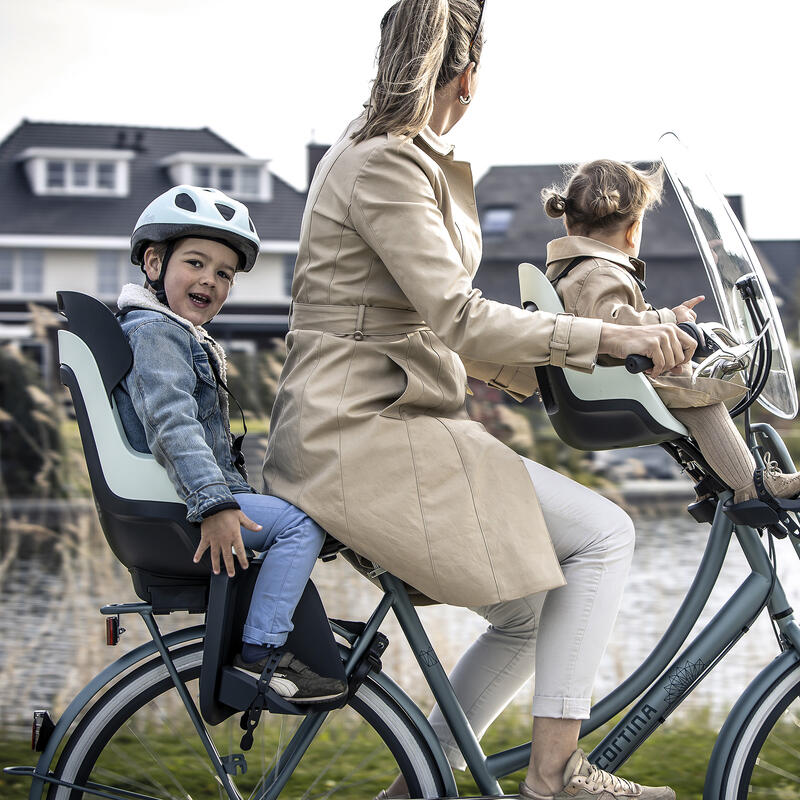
[{"x1": 428, "y1": 457, "x2": 635, "y2": 769}]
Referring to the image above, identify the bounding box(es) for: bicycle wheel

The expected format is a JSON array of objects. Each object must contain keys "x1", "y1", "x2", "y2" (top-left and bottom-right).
[
  {"x1": 719, "y1": 657, "x2": 800, "y2": 799},
  {"x1": 48, "y1": 643, "x2": 447, "y2": 800}
]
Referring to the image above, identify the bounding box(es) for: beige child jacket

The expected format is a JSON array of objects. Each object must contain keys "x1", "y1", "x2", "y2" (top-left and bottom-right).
[
  {"x1": 545, "y1": 236, "x2": 745, "y2": 409},
  {"x1": 262, "y1": 116, "x2": 606, "y2": 607}
]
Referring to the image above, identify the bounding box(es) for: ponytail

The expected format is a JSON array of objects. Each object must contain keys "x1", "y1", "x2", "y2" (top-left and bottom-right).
[{"x1": 352, "y1": 0, "x2": 483, "y2": 144}]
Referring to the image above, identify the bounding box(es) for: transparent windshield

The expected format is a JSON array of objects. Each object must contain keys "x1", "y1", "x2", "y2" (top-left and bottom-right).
[{"x1": 659, "y1": 132, "x2": 797, "y2": 419}]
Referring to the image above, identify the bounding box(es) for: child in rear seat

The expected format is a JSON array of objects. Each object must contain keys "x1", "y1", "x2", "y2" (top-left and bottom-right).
[
  {"x1": 541, "y1": 159, "x2": 800, "y2": 505},
  {"x1": 114, "y1": 184, "x2": 346, "y2": 703}
]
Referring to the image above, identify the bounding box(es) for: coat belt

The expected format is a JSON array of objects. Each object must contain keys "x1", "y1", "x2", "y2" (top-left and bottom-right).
[{"x1": 290, "y1": 302, "x2": 428, "y2": 339}]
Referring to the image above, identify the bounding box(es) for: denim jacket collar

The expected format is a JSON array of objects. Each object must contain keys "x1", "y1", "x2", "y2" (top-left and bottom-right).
[{"x1": 117, "y1": 283, "x2": 228, "y2": 381}]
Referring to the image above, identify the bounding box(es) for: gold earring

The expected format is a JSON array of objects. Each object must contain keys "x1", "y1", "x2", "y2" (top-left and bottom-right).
[{"x1": 459, "y1": 93, "x2": 471, "y2": 105}]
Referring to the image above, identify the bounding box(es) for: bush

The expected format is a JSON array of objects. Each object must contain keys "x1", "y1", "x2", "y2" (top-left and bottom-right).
[{"x1": 0, "y1": 343, "x2": 67, "y2": 499}]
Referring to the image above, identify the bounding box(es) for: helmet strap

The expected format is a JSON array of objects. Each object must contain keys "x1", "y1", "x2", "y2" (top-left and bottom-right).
[{"x1": 143, "y1": 240, "x2": 176, "y2": 309}]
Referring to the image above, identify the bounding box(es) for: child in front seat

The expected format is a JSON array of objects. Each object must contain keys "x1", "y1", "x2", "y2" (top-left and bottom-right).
[
  {"x1": 114, "y1": 184, "x2": 346, "y2": 703},
  {"x1": 541, "y1": 159, "x2": 800, "y2": 504}
]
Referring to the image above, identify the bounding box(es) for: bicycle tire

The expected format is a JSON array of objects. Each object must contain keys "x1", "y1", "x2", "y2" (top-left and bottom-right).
[
  {"x1": 718, "y1": 657, "x2": 800, "y2": 799},
  {"x1": 48, "y1": 644, "x2": 447, "y2": 800}
]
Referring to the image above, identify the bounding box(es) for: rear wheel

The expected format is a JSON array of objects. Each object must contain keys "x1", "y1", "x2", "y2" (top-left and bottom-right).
[{"x1": 49, "y1": 644, "x2": 446, "y2": 799}]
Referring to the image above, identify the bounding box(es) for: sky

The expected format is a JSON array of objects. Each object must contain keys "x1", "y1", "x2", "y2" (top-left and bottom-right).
[{"x1": 1, "y1": 0, "x2": 798, "y2": 239}]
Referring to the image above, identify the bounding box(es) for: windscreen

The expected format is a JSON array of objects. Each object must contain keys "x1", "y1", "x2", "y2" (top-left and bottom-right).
[{"x1": 659, "y1": 132, "x2": 797, "y2": 419}]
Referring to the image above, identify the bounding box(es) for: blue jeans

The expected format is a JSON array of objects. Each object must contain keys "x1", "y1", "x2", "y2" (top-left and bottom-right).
[{"x1": 235, "y1": 493, "x2": 326, "y2": 648}]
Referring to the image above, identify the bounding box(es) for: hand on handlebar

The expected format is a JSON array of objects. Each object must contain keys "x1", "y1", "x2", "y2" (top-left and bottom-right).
[{"x1": 599, "y1": 322, "x2": 697, "y2": 377}]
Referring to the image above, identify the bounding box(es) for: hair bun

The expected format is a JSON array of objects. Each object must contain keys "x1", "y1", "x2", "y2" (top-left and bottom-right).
[
  {"x1": 543, "y1": 190, "x2": 568, "y2": 219},
  {"x1": 590, "y1": 189, "x2": 621, "y2": 218}
]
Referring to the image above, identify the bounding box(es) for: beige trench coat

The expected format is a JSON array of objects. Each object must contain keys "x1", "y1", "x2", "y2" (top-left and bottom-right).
[
  {"x1": 262, "y1": 116, "x2": 605, "y2": 607},
  {"x1": 545, "y1": 236, "x2": 745, "y2": 408}
]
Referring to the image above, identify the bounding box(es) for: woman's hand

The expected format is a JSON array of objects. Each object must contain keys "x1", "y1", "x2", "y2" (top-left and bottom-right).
[
  {"x1": 672, "y1": 295, "x2": 705, "y2": 323},
  {"x1": 599, "y1": 322, "x2": 696, "y2": 376},
  {"x1": 193, "y1": 509, "x2": 261, "y2": 577}
]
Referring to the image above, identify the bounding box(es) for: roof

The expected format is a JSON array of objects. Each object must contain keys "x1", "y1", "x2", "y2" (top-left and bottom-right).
[
  {"x1": 0, "y1": 120, "x2": 306, "y2": 241},
  {"x1": 475, "y1": 163, "x2": 704, "y2": 264}
]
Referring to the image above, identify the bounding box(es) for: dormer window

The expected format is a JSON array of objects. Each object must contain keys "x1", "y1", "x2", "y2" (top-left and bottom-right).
[
  {"x1": 482, "y1": 206, "x2": 515, "y2": 236},
  {"x1": 163, "y1": 152, "x2": 271, "y2": 201},
  {"x1": 18, "y1": 148, "x2": 134, "y2": 197}
]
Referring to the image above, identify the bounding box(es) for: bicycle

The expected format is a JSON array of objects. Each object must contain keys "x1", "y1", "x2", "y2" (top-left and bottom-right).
[{"x1": 6, "y1": 270, "x2": 800, "y2": 799}]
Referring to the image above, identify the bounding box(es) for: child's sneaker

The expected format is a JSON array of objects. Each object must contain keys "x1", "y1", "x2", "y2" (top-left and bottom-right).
[
  {"x1": 518, "y1": 748, "x2": 675, "y2": 799},
  {"x1": 762, "y1": 452, "x2": 800, "y2": 499},
  {"x1": 233, "y1": 650, "x2": 348, "y2": 704}
]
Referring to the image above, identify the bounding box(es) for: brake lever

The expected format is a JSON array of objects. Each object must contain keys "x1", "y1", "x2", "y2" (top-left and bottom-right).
[{"x1": 691, "y1": 318, "x2": 771, "y2": 383}]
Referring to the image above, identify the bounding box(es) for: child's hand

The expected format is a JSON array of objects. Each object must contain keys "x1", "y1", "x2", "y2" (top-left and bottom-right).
[
  {"x1": 193, "y1": 509, "x2": 261, "y2": 577},
  {"x1": 672, "y1": 295, "x2": 705, "y2": 323}
]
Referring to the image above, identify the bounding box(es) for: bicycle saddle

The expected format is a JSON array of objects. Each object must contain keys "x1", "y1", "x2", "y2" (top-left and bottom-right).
[{"x1": 518, "y1": 263, "x2": 689, "y2": 450}]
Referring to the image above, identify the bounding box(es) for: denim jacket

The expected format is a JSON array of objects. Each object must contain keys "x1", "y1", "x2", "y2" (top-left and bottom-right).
[{"x1": 114, "y1": 284, "x2": 253, "y2": 522}]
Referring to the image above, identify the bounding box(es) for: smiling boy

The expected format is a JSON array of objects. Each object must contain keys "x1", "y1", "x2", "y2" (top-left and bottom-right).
[{"x1": 114, "y1": 185, "x2": 347, "y2": 703}]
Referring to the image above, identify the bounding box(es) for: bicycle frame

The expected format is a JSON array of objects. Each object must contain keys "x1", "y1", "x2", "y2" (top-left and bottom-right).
[{"x1": 367, "y1": 422, "x2": 800, "y2": 796}]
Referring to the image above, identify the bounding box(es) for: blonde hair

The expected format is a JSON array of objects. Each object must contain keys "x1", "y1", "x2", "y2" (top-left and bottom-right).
[
  {"x1": 352, "y1": 0, "x2": 484, "y2": 144},
  {"x1": 542, "y1": 159, "x2": 664, "y2": 236}
]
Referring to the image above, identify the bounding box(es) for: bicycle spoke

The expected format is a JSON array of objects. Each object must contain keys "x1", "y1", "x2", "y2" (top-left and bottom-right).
[{"x1": 753, "y1": 757, "x2": 800, "y2": 784}]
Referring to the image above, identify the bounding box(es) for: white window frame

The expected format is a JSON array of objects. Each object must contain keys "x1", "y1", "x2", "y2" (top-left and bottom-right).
[
  {"x1": 17, "y1": 148, "x2": 135, "y2": 197},
  {"x1": 162, "y1": 153, "x2": 272, "y2": 201}
]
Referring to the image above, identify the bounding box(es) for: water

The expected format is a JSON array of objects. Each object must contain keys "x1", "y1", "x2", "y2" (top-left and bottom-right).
[{"x1": 1, "y1": 507, "x2": 798, "y2": 736}]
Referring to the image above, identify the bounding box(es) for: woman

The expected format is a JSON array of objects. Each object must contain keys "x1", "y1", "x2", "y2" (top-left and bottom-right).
[{"x1": 263, "y1": 2, "x2": 688, "y2": 797}]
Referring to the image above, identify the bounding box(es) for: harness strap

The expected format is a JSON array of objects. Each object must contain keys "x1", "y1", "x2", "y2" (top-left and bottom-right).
[{"x1": 549, "y1": 256, "x2": 592, "y2": 287}]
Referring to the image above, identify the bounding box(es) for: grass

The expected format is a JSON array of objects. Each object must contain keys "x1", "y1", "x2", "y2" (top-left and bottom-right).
[{"x1": 2, "y1": 705, "x2": 798, "y2": 799}]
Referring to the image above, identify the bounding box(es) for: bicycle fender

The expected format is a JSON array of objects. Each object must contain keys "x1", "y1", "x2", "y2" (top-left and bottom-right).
[
  {"x1": 703, "y1": 647, "x2": 800, "y2": 799},
  {"x1": 27, "y1": 625, "x2": 205, "y2": 800}
]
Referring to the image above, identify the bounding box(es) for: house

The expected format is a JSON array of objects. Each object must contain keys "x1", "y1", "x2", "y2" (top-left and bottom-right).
[
  {"x1": 0, "y1": 120, "x2": 319, "y2": 372},
  {"x1": 474, "y1": 164, "x2": 799, "y2": 334}
]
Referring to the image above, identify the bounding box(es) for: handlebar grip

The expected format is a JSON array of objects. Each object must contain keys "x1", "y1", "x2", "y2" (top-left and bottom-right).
[
  {"x1": 624, "y1": 321, "x2": 711, "y2": 374},
  {"x1": 625, "y1": 354, "x2": 653, "y2": 374}
]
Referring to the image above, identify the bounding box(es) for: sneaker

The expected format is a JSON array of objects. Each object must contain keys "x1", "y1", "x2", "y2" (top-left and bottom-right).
[
  {"x1": 233, "y1": 650, "x2": 348, "y2": 704},
  {"x1": 763, "y1": 452, "x2": 800, "y2": 499},
  {"x1": 518, "y1": 749, "x2": 675, "y2": 799}
]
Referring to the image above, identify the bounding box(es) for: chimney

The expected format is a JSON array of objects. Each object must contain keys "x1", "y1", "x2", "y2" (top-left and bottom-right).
[{"x1": 307, "y1": 143, "x2": 330, "y2": 189}]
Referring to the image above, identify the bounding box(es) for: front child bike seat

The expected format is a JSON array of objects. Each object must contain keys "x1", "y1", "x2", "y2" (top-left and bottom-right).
[{"x1": 518, "y1": 263, "x2": 688, "y2": 450}]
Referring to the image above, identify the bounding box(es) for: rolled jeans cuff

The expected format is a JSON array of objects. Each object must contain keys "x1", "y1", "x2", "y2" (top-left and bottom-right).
[
  {"x1": 242, "y1": 623, "x2": 289, "y2": 648},
  {"x1": 531, "y1": 695, "x2": 591, "y2": 719}
]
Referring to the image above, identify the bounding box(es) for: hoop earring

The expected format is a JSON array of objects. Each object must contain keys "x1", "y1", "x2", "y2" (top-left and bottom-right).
[{"x1": 459, "y1": 94, "x2": 471, "y2": 105}]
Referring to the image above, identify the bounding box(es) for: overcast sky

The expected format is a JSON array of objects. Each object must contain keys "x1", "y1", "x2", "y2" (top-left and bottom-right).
[{"x1": 2, "y1": 0, "x2": 797, "y2": 239}]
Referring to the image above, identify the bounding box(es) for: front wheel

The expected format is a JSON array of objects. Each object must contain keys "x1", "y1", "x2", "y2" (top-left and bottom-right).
[
  {"x1": 49, "y1": 644, "x2": 447, "y2": 799},
  {"x1": 718, "y1": 656, "x2": 800, "y2": 799}
]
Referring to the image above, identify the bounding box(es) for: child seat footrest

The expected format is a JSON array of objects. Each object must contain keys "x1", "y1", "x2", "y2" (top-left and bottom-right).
[{"x1": 723, "y1": 497, "x2": 800, "y2": 537}]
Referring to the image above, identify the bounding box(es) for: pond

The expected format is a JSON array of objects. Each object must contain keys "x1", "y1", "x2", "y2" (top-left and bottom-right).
[{"x1": 0, "y1": 505, "x2": 798, "y2": 737}]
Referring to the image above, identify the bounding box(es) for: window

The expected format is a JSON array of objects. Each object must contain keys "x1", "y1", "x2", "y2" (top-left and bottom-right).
[
  {"x1": 218, "y1": 167, "x2": 235, "y2": 192},
  {"x1": 97, "y1": 252, "x2": 122, "y2": 296},
  {"x1": 97, "y1": 162, "x2": 116, "y2": 190},
  {"x1": 46, "y1": 161, "x2": 66, "y2": 188},
  {"x1": 194, "y1": 165, "x2": 212, "y2": 186},
  {"x1": 240, "y1": 166, "x2": 260, "y2": 196},
  {"x1": 0, "y1": 250, "x2": 13, "y2": 292},
  {"x1": 482, "y1": 206, "x2": 515, "y2": 236},
  {"x1": 20, "y1": 250, "x2": 44, "y2": 294},
  {"x1": 72, "y1": 161, "x2": 90, "y2": 188}
]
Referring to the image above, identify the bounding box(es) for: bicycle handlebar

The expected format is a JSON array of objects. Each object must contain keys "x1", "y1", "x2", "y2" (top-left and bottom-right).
[{"x1": 625, "y1": 321, "x2": 718, "y2": 374}]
